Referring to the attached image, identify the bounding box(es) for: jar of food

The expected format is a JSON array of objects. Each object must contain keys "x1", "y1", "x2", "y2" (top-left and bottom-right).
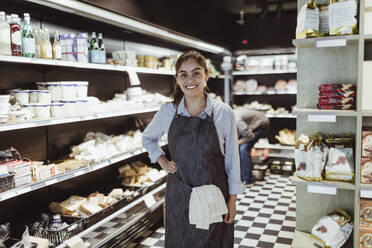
[
  {"x1": 75, "y1": 81, "x2": 89, "y2": 98},
  {"x1": 37, "y1": 90, "x2": 52, "y2": 104},
  {"x1": 0, "y1": 103, "x2": 9, "y2": 115},
  {"x1": 61, "y1": 100, "x2": 77, "y2": 117},
  {"x1": 29, "y1": 90, "x2": 39, "y2": 103},
  {"x1": 33, "y1": 103, "x2": 51, "y2": 118},
  {"x1": 50, "y1": 102, "x2": 64, "y2": 118},
  {"x1": 36, "y1": 82, "x2": 47, "y2": 90},
  {"x1": 60, "y1": 82, "x2": 77, "y2": 100},
  {"x1": 76, "y1": 99, "x2": 88, "y2": 116},
  {"x1": 47, "y1": 82, "x2": 62, "y2": 101},
  {"x1": 0, "y1": 95, "x2": 10, "y2": 105},
  {"x1": 12, "y1": 90, "x2": 30, "y2": 105}
]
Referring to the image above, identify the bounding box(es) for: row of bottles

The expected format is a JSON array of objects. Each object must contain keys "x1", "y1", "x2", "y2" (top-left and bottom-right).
[{"x1": 0, "y1": 11, "x2": 106, "y2": 64}]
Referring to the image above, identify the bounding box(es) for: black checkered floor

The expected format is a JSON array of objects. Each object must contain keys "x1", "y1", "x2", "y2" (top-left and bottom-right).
[{"x1": 130, "y1": 174, "x2": 296, "y2": 248}]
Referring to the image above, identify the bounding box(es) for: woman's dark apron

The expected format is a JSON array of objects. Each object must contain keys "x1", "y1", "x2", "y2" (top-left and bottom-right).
[{"x1": 165, "y1": 105, "x2": 234, "y2": 248}]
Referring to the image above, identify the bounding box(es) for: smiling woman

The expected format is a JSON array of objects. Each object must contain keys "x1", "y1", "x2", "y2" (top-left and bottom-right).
[{"x1": 142, "y1": 50, "x2": 244, "y2": 248}]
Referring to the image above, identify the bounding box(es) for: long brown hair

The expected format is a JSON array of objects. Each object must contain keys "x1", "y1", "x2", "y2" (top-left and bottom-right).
[{"x1": 172, "y1": 50, "x2": 209, "y2": 106}]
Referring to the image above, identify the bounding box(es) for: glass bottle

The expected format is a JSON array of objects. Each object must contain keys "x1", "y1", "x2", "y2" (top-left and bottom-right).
[
  {"x1": 0, "y1": 11, "x2": 11, "y2": 56},
  {"x1": 52, "y1": 30, "x2": 61, "y2": 60},
  {"x1": 43, "y1": 29, "x2": 52, "y2": 59},
  {"x1": 34, "y1": 29, "x2": 40, "y2": 58},
  {"x1": 89, "y1": 32, "x2": 99, "y2": 63},
  {"x1": 10, "y1": 14, "x2": 22, "y2": 56},
  {"x1": 21, "y1": 13, "x2": 35, "y2": 57},
  {"x1": 97, "y1": 33, "x2": 106, "y2": 64}
]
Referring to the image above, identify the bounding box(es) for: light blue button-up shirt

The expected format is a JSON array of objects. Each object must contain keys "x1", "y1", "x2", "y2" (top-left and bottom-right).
[{"x1": 142, "y1": 94, "x2": 244, "y2": 195}]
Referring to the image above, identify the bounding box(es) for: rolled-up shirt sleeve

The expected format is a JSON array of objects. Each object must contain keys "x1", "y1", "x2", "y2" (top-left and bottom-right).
[
  {"x1": 142, "y1": 104, "x2": 170, "y2": 163},
  {"x1": 223, "y1": 108, "x2": 244, "y2": 195}
]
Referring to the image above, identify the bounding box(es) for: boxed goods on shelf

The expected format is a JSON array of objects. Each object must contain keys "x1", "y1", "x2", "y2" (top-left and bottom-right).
[
  {"x1": 362, "y1": 129, "x2": 372, "y2": 184},
  {"x1": 360, "y1": 227, "x2": 372, "y2": 248},
  {"x1": 318, "y1": 84, "x2": 356, "y2": 110},
  {"x1": 311, "y1": 209, "x2": 353, "y2": 248}
]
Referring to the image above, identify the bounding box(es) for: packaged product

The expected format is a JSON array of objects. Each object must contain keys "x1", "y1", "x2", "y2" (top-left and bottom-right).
[
  {"x1": 360, "y1": 227, "x2": 372, "y2": 248},
  {"x1": 325, "y1": 148, "x2": 354, "y2": 181},
  {"x1": 311, "y1": 210, "x2": 353, "y2": 248},
  {"x1": 318, "y1": 4, "x2": 329, "y2": 36},
  {"x1": 325, "y1": 133, "x2": 354, "y2": 148},
  {"x1": 360, "y1": 199, "x2": 372, "y2": 228},
  {"x1": 296, "y1": 0, "x2": 319, "y2": 39},
  {"x1": 317, "y1": 103, "x2": 355, "y2": 110},
  {"x1": 363, "y1": 131, "x2": 372, "y2": 157},
  {"x1": 295, "y1": 133, "x2": 328, "y2": 181},
  {"x1": 329, "y1": 0, "x2": 358, "y2": 36},
  {"x1": 319, "y1": 90, "x2": 355, "y2": 98},
  {"x1": 361, "y1": 158, "x2": 372, "y2": 184},
  {"x1": 318, "y1": 97, "x2": 354, "y2": 105},
  {"x1": 318, "y1": 83, "x2": 355, "y2": 92}
]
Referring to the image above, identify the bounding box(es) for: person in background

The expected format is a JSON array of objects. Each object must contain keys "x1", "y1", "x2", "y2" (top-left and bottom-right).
[
  {"x1": 234, "y1": 107, "x2": 269, "y2": 185},
  {"x1": 142, "y1": 50, "x2": 243, "y2": 248}
]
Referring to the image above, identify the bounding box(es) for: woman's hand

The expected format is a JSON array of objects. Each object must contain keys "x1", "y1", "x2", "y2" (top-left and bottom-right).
[
  {"x1": 157, "y1": 155, "x2": 177, "y2": 173},
  {"x1": 224, "y1": 195, "x2": 237, "y2": 224}
]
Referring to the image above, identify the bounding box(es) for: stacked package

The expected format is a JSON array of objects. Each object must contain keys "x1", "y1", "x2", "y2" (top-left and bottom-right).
[
  {"x1": 318, "y1": 84, "x2": 356, "y2": 110},
  {"x1": 118, "y1": 161, "x2": 167, "y2": 187},
  {"x1": 361, "y1": 129, "x2": 372, "y2": 184},
  {"x1": 360, "y1": 199, "x2": 372, "y2": 247}
]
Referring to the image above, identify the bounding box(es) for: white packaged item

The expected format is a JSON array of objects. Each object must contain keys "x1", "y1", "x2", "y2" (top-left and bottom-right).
[
  {"x1": 296, "y1": 0, "x2": 319, "y2": 39},
  {"x1": 65, "y1": 33, "x2": 76, "y2": 62},
  {"x1": 76, "y1": 33, "x2": 88, "y2": 63},
  {"x1": 0, "y1": 103, "x2": 9, "y2": 115},
  {"x1": 76, "y1": 99, "x2": 88, "y2": 115},
  {"x1": 13, "y1": 90, "x2": 30, "y2": 105},
  {"x1": 245, "y1": 79, "x2": 258, "y2": 92},
  {"x1": 22, "y1": 104, "x2": 36, "y2": 118},
  {"x1": 329, "y1": 0, "x2": 357, "y2": 36},
  {"x1": 29, "y1": 90, "x2": 39, "y2": 103},
  {"x1": 325, "y1": 148, "x2": 354, "y2": 181},
  {"x1": 47, "y1": 82, "x2": 63, "y2": 101},
  {"x1": 37, "y1": 90, "x2": 52, "y2": 104},
  {"x1": 61, "y1": 100, "x2": 77, "y2": 117},
  {"x1": 0, "y1": 114, "x2": 8, "y2": 123},
  {"x1": 311, "y1": 210, "x2": 353, "y2": 248},
  {"x1": 0, "y1": 95, "x2": 10, "y2": 104},
  {"x1": 6, "y1": 160, "x2": 30, "y2": 175},
  {"x1": 33, "y1": 103, "x2": 51, "y2": 118},
  {"x1": 127, "y1": 87, "x2": 142, "y2": 100},
  {"x1": 60, "y1": 82, "x2": 77, "y2": 100},
  {"x1": 318, "y1": 5, "x2": 329, "y2": 36},
  {"x1": 14, "y1": 172, "x2": 32, "y2": 187},
  {"x1": 51, "y1": 102, "x2": 64, "y2": 117},
  {"x1": 64, "y1": 236, "x2": 86, "y2": 248},
  {"x1": 75, "y1": 81, "x2": 89, "y2": 98},
  {"x1": 125, "y1": 50, "x2": 136, "y2": 60}
]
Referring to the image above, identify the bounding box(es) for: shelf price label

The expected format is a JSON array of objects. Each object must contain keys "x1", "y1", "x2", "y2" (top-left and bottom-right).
[
  {"x1": 361, "y1": 188, "x2": 372, "y2": 198},
  {"x1": 308, "y1": 113, "x2": 336, "y2": 123},
  {"x1": 144, "y1": 193, "x2": 156, "y2": 208},
  {"x1": 316, "y1": 39, "x2": 346, "y2": 48},
  {"x1": 307, "y1": 183, "x2": 337, "y2": 195}
]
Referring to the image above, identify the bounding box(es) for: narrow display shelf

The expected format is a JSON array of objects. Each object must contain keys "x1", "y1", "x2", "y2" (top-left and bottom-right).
[
  {"x1": 233, "y1": 91, "x2": 297, "y2": 96},
  {"x1": 0, "y1": 55, "x2": 176, "y2": 75},
  {"x1": 265, "y1": 113, "x2": 297, "y2": 119},
  {"x1": 0, "y1": 106, "x2": 160, "y2": 132},
  {"x1": 254, "y1": 143, "x2": 295, "y2": 150},
  {"x1": 232, "y1": 68, "x2": 297, "y2": 75},
  {"x1": 291, "y1": 231, "x2": 313, "y2": 248},
  {"x1": 365, "y1": 34, "x2": 372, "y2": 41},
  {"x1": 293, "y1": 35, "x2": 359, "y2": 48},
  {"x1": 56, "y1": 183, "x2": 166, "y2": 248},
  {"x1": 0, "y1": 142, "x2": 168, "y2": 202},
  {"x1": 293, "y1": 108, "x2": 358, "y2": 116},
  {"x1": 292, "y1": 176, "x2": 355, "y2": 191}
]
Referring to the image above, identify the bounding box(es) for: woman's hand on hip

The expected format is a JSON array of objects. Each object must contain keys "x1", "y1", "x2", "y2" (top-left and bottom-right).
[
  {"x1": 224, "y1": 195, "x2": 237, "y2": 224},
  {"x1": 157, "y1": 155, "x2": 177, "y2": 173}
]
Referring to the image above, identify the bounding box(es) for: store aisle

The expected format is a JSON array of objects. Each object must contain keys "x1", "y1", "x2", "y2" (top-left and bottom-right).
[{"x1": 130, "y1": 173, "x2": 296, "y2": 248}]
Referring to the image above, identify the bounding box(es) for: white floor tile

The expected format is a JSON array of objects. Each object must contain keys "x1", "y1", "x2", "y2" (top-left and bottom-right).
[
  {"x1": 247, "y1": 226, "x2": 265, "y2": 235},
  {"x1": 278, "y1": 230, "x2": 295, "y2": 239},
  {"x1": 260, "y1": 234, "x2": 278, "y2": 243},
  {"x1": 265, "y1": 223, "x2": 282, "y2": 231},
  {"x1": 282, "y1": 220, "x2": 296, "y2": 227},
  {"x1": 234, "y1": 230, "x2": 247, "y2": 238},
  {"x1": 240, "y1": 238, "x2": 259, "y2": 246},
  {"x1": 141, "y1": 237, "x2": 159, "y2": 246}
]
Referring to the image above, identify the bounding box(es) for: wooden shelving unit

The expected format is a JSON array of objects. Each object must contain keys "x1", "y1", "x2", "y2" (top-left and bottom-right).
[{"x1": 292, "y1": 1, "x2": 369, "y2": 247}]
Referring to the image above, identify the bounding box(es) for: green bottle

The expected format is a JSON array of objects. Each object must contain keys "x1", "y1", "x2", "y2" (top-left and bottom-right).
[{"x1": 22, "y1": 13, "x2": 35, "y2": 57}]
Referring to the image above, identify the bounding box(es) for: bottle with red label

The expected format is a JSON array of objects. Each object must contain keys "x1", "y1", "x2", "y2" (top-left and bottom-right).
[{"x1": 10, "y1": 14, "x2": 22, "y2": 56}]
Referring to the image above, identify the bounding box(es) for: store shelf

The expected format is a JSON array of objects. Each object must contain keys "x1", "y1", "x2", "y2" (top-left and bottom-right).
[
  {"x1": 265, "y1": 113, "x2": 297, "y2": 119},
  {"x1": 210, "y1": 75, "x2": 225, "y2": 79},
  {"x1": 233, "y1": 91, "x2": 297, "y2": 96},
  {"x1": 0, "y1": 141, "x2": 167, "y2": 202},
  {"x1": 292, "y1": 35, "x2": 359, "y2": 48},
  {"x1": 254, "y1": 143, "x2": 295, "y2": 150},
  {"x1": 365, "y1": 34, "x2": 372, "y2": 41},
  {"x1": 291, "y1": 231, "x2": 313, "y2": 248},
  {"x1": 0, "y1": 55, "x2": 176, "y2": 75},
  {"x1": 232, "y1": 68, "x2": 297, "y2": 75},
  {"x1": 362, "y1": 111, "x2": 372, "y2": 117},
  {"x1": 0, "y1": 106, "x2": 160, "y2": 132},
  {"x1": 293, "y1": 108, "x2": 358, "y2": 116},
  {"x1": 56, "y1": 183, "x2": 166, "y2": 248},
  {"x1": 292, "y1": 176, "x2": 355, "y2": 191}
]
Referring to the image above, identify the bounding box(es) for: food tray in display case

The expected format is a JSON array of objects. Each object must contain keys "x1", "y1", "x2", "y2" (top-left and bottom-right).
[
  {"x1": 0, "y1": 172, "x2": 15, "y2": 193},
  {"x1": 30, "y1": 216, "x2": 85, "y2": 246}
]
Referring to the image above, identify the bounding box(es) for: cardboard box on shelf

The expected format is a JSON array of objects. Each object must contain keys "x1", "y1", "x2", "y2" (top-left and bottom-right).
[
  {"x1": 359, "y1": 226, "x2": 372, "y2": 248},
  {"x1": 361, "y1": 199, "x2": 372, "y2": 228}
]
